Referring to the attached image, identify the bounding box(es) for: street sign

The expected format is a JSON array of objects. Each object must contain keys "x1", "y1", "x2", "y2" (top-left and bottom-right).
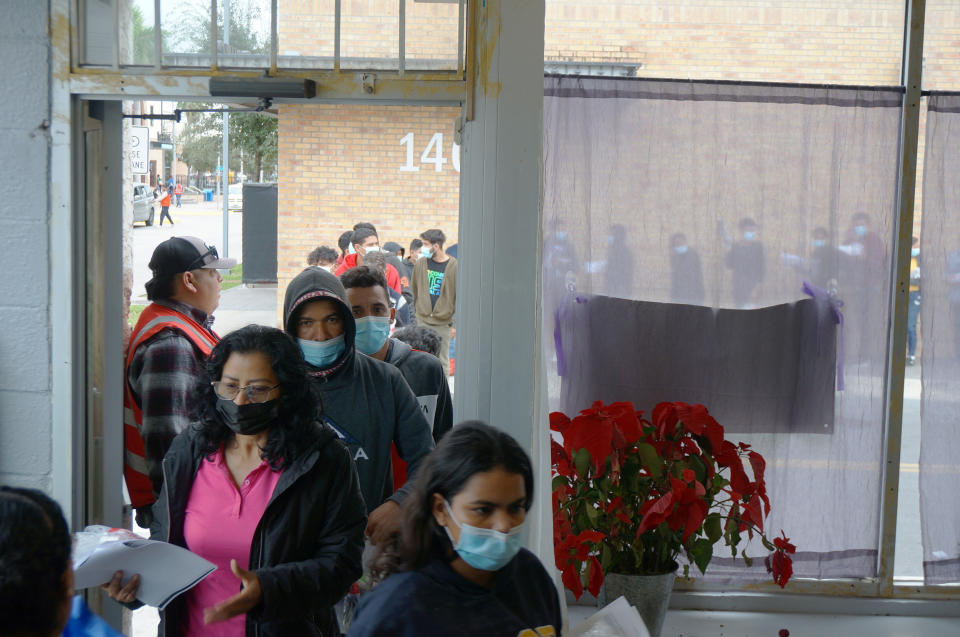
[{"x1": 129, "y1": 126, "x2": 149, "y2": 175}]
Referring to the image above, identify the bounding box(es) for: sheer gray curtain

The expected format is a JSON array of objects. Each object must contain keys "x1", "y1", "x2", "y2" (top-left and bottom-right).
[
  {"x1": 919, "y1": 93, "x2": 960, "y2": 585},
  {"x1": 542, "y1": 76, "x2": 903, "y2": 580}
]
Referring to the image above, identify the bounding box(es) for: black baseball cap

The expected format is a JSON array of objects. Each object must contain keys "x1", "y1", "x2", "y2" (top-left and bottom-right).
[
  {"x1": 382, "y1": 241, "x2": 403, "y2": 255},
  {"x1": 147, "y1": 236, "x2": 237, "y2": 281}
]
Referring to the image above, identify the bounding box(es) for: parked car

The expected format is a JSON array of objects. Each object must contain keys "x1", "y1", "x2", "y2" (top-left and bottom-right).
[
  {"x1": 228, "y1": 182, "x2": 243, "y2": 212},
  {"x1": 133, "y1": 184, "x2": 154, "y2": 226}
]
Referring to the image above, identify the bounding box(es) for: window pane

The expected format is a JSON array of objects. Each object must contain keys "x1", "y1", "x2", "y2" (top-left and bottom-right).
[
  {"x1": 217, "y1": 0, "x2": 271, "y2": 68},
  {"x1": 160, "y1": 0, "x2": 215, "y2": 64},
  {"x1": 922, "y1": 0, "x2": 960, "y2": 90},
  {"x1": 122, "y1": 1, "x2": 158, "y2": 66},
  {"x1": 544, "y1": 1, "x2": 905, "y2": 85},
  {"x1": 405, "y1": 0, "x2": 463, "y2": 72},
  {"x1": 341, "y1": 1, "x2": 400, "y2": 70},
  {"x1": 278, "y1": 0, "x2": 336, "y2": 69}
]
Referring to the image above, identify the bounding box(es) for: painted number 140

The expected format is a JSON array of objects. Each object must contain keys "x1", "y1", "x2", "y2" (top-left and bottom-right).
[{"x1": 400, "y1": 133, "x2": 461, "y2": 173}]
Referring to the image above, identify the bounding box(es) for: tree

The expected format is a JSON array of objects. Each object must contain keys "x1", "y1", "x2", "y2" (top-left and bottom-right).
[
  {"x1": 177, "y1": 103, "x2": 278, "y2": 181},
  {"x1": 130, "y1": 5, "x2": 169, "y2": 65},
  {"x1": 172, "y1": 1, "x2": 268, "y2": 55}
]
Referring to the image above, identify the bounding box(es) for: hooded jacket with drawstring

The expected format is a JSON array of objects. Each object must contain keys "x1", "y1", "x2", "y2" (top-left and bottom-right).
[{"x1": 283, "y1": 267, "x2": 434, "y2": 512}]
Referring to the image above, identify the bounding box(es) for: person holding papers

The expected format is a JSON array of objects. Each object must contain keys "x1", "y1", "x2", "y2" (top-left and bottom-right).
[
  {"x1": 347, "y1": 422, "x2": 562, "y2": 637},
  {"x1": 104, "y1": 325, "x2": 366, "y2": 636}
]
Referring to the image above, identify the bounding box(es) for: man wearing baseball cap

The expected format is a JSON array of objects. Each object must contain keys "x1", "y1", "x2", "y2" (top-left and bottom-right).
[{"x1": 123, "y1": 236, "x2": 235, "y2": 526}]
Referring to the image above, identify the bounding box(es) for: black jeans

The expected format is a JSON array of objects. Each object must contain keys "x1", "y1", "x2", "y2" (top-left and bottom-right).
[{"x1": 159, "y1": 206, "x2": 173, "y2": 225}]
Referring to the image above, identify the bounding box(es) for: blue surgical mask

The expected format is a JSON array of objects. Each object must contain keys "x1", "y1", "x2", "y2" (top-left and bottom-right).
[
  {"x1": 911, "y1": 248, "x2": 920, "y2": 257},
  {"x1": 743, "y1": 231, "x2": 757, "y2": 241},
  {"x1": 354, "y1": 315, "x2": 391, "y2": 355},
  {"x1": 674, "y1": 245, "x2": 688, "y2": 255},
  {"x1": 443, "y1": 501, "x2": 524, "y2": 571},
  {"x1": 420, "y1": 246, "x2": 433, "y2": 258},
  {"x1": 347, "y1": 244, "x2": 357, "y2": 255},
  {"x1": 556, "y1": 231, "x2": 567, "y2": 241},
  {"x1": 813, "y1": 239, "x2": 826, "y2": 248},
  {"x1": 299, "y1": 334, "x2": 345, "y2": 368},
  {"x1": 854, "y1": 225, "x2": 867, "y2": 237},
  {"x1": 364, "y1": 245, "x2": 381, "y2": 253}
]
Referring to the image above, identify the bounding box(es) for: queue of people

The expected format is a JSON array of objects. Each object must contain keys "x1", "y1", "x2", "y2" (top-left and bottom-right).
[{"x1": 0, "y1": 225, "x2": 559, "y2": 637}]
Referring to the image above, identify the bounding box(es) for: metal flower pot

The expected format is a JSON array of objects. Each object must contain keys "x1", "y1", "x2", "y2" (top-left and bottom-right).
[{"x1": 599, "y1": 569, "x2": 677, "y2": 637}]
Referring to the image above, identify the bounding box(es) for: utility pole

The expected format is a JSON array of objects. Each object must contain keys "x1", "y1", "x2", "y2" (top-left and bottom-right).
[{"x1": 221, "y1": 1, "x2": 231, "y2": 259}]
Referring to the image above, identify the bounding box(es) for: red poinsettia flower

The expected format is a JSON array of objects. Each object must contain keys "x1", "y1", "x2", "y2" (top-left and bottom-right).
[
  {"x1": 550, "y1": 410, "x2": 572, "y2": 434},
  {"x1": 563, "y1": 412, "x2": 614, "y2": 476},
  {"x1": 552, "y1": 439, "x2": 574, "y2": 478},
  {"x1": 554, "y1": 530, "x2": 605, "y2": 599}
]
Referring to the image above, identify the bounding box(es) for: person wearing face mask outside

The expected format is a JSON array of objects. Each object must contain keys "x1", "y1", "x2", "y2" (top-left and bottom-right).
[
  {"x1": 104, "y1": 325, "x2": 367, "y2": 636},
  {"x1": 308, "y1": 245, "x2": 339, "y2": 273},
  {"x1": 723, "y1": 217, "x2": 765, "y2": 309},
  {"x1": 342, "y1": 265, "x2": 453, "y2": 445},
  {"x1": 359, "y1": 250, "x2": 413, "y2": 328},
  {"x1": 669, "y1": 232, "x2": 705, "y2": 305},
  {"x1": 335, "y1": 226, "x2": 404, "y2": 294},
  {"x1": 347, "y1": 421, "x2": 562, "y2": 637},
  {"x1": 283, "y1": 266, "x2": 434, "y2": 545},
  {"x1": 412, "y1": 229, "x2": 458, "y2": 374}
]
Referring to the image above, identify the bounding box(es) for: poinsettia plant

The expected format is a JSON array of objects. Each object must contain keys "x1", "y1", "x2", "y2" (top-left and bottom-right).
[{"x1": 551, "y1": 400, "x2": 796, "y2": 599}]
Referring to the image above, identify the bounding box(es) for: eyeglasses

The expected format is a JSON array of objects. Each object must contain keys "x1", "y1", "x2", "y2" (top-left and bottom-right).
[
  {"x1": 211, "y1": 381, "x2": 280, "y2": 403},
  {"x1": 186, "y1": 245, "x2": 218, "y2": 271}
]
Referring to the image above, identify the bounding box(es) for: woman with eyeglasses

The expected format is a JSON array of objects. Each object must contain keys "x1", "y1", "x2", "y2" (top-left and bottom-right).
[
  {"x1": 105, "y1": 325, "x2": 366, "y2": 637},
  {"x1": 346, "y1": 421, "x2": 562, "y2": 637}
]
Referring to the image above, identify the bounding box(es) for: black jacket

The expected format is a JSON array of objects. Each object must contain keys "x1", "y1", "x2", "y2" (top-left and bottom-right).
[
  {"x1": 149, "y1": 424, "x2": 366, "y2": 637},
  {"x1": 283, "y1": 267, "x2": 434, "y2": 513},
  {"x1": 347, "y1": 549, "x2": 562, "y2": 637},
  {"x1": 385, "y1": 339, "x2": 452, "y2": 442}
]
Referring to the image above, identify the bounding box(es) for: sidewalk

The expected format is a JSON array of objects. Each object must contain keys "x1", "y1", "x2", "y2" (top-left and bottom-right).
[{"x1": 214, "y1": 285, "x2": 279, "y2": 334}]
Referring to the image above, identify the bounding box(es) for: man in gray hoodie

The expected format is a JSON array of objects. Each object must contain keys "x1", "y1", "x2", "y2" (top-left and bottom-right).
[
  {"x1": 342, "y1": 266, "x2": 453, "y2": 443},
  {"x1": 283, "y1": 266, "x2": 434, "y2": 543}
]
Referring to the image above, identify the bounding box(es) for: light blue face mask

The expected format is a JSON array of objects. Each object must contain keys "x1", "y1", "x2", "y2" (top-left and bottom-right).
[
  {"x1": 364, "y1": 245, "x2": 381, "y2": 253},
  {"x1": 854, "y1": 225, "x2": 867, "y2": 237},
  {"x1": 354, "y1": 315, "x2": 391, "y2": 355},
  {"x1": 911, "y1": 248, "x2": 920, "y2": 257},
  {"x1": 347, "y1": 244, "x2": 357, "y2": 255},
  {"x1": 813, "y1": 239, "x2": 827, "y2": 248},
  {"x1": 743, "y1": 231, "x2": 757, "y2": 241},
  {"x1": 299, "y1": 333, "x2": 345, "y2": 368},
  {"x1": 420, "y1": 245, "x2": 433, "y2": 258},
  {"x1": 443, "y1": 501, "x2": 524, "y2": 572},
  {"x1": 674, "y1": 245, "x2": 688, "y2": 254}
]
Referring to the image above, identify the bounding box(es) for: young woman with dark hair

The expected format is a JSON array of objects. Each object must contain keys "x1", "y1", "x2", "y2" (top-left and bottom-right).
[
  {"x1": 104, "y1": 325, "x2": 367, "y2": 637},
  {"x1": 347, "y1": 421, "x2": 562, "y2": 636}
]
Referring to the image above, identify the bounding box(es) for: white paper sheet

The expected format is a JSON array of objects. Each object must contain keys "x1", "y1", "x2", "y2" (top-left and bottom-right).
[
  {"x1": 569, "y1": 596, "x2": 651, "y2": 637},
  {"x1": 73, "y1": 539, "x2": 216, "y2": 610}
]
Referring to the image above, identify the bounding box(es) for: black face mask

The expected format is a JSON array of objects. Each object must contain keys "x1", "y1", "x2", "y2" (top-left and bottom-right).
[{"x1": 215, "y1": 398, "x2": 279, "y2": 435}]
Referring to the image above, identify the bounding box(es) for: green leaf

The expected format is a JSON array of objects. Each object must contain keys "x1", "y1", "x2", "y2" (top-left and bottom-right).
[
  {"x1": 601, "y1": 543, "x2": 612, "y2": 571},
  {"x1": 552, "y1": 475, "x2": 569, "y2": 492},
  {"x1": 586, "y1": 502, "x2": 599, "y2": 525},
  {"x1": 574, "y1": 448, "x2": 591, "y2": 479},
  {"x1": 704, "y1": 513, "x2": 723, "y2": 543},
  {"x1": 689, "y1": 538, "x2": 714, "y2": 574},
  {"x1": 636, "y1": 443, "x2": 662, "y2": 478},
  {"x1": 760, "y1": 536, "x2": 775, "y2": 551},
  {"x1": 742, "y1": 551, "x2": 753, "y2": 567},
  {"x1": 688, "y1": 454, "x2": 707, "y2": 483}
]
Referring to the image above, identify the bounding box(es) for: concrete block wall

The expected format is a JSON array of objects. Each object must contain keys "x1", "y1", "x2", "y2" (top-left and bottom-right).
[
  {"x1": 0, "y1": 0, "x2": 53, "y2": 492},
  {"x1": 276, "y1": 104, "x2": 461, "y2": 309}
]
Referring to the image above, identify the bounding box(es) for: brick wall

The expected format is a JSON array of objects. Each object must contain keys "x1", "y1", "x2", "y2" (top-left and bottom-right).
[
  {"x1": 277, "y1": 103, "x2": 461, "y2": 306},
  {"x1": 274, "y1": 0, "x2": 960, "y2": 293}
]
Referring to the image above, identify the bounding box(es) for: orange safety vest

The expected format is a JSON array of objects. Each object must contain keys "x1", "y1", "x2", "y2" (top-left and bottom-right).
[{"x1": 123, "y1": 303, "x2": 219, "y2": 508}]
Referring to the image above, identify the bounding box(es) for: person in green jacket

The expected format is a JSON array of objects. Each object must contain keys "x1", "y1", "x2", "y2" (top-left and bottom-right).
[{"x1": 411, "y1": 229, "x2": 457, "y2": 374}]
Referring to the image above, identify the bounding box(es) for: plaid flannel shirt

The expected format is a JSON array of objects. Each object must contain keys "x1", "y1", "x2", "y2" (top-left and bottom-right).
[{"x1": 126, "y1": 299, "x2": 215, "y2": 496}]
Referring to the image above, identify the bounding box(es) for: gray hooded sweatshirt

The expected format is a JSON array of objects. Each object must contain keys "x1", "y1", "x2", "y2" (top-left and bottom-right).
[{"x1": 283, "y1": 267, "x2": 434, "y2": 513}]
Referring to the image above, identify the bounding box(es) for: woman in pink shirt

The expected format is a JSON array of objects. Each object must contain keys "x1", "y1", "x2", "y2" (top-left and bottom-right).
[{"x1": 105, "y1": 325, "x2": 366, "y2": 636}]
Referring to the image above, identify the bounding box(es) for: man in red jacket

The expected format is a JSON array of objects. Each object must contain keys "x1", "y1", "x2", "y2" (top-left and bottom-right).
[{"x1": 335, "y1": 226, "x2": 403, "y2": 293}]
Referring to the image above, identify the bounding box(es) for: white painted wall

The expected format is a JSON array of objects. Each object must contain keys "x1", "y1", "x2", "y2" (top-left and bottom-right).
[{"x1": 0, "y1": 1, "x2": 54, "y2": 494}]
